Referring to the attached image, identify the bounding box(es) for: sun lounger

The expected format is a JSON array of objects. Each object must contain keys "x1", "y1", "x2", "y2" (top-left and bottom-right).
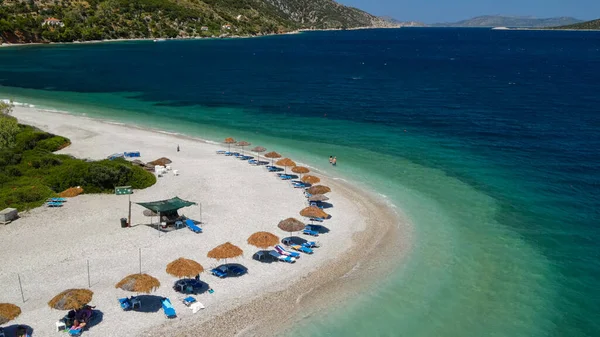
[
  {"x1": 293, "y1": 182, "x2": 308, "y2": 188},
  {"x1": 48, "y1": 197, "x2": 67, "y2": 202},
  {"x1": 118, "y1": 297, "x2": 132, "y2": 310},
  {"x1": 291, "y1": 245, "x2": 314, "y2": 254},
  {"x1": 269, "y1": 250, "x2": 296, "y2": 263},
  {"x1": 239, "y1": 155, "x2": 253, "y2": 160},
  {"x1": 310, "y1": 201, "x2": 324, "y2": 209},
  {"x1": 303, "y1": 226, "x2": 319, "y2": 236},
  {"x1": 211, "y1": 266, "x2": 227, "y2": 278},
  {"x1": 47, "y1": 201, "x2": 63, "y2": 207},
  {"x1": 310, "y1": 217, "x2": 324, "y2": 222},
  {"x1": 224, "y1": 151, "x2": 233, "y2": 156},
  {"x1": 248, "y1": 159, "x2": 259, "y2": 165},
  {"x1": 216, "y1": 150, "x2": 226, "y2": 154},
  {"x1": 275, "y1": 245, "x2": 300, "y2": 258},
  {"x1": 124, "y1": 151, "x2": 141, "y2": 157},
  {"x1": 185, "y1": 219, "x2": 202, "y2": 233},
  {"x1": 304, "y1": 191, "x2": 312, "y2": 198},
  {"x1": 279, "y1": 175, "x2": 293, "y2": 180},
  {"x1": 161, "y1": 298, "x2": 177, "y2": 318},
  {"x1": 303, "y1": 241, "x2": 321, "y2": 248}
]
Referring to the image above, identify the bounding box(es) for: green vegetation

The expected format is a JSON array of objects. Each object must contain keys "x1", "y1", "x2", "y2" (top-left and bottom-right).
[
  {"x1": 0, "y1": 113, "x2": 156, "y2": 211},
  {"x1": 551, "y1": 18, "x2": 600, "y2": 30},
  {"x1": 0, "y1": 0, "x2": 379, "y2": 44}
]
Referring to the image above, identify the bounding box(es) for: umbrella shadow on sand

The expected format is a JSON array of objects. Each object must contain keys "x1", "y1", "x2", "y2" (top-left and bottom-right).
[
  {"x1": 214, "y1": 263, "x2": 248, "y2": 278},
  {"x1": 172, "y1": 279, "x2": 210, "y2": 295},
  {"x1": 306, "y1": 224, "x2": 330, "y2": 234},
  {"x1": 86, "y1": 310, "x2": 104, "y2": 330},
  {"x1": 316, "y1": 202, "x2": 334, "y2": 209},
  {"x1": 282, "y1": 236, "x2": 310, "y2": 245},
  {"x1": 252, "y1": 250, "x2": 278, "y2": 264},
  {"x1": 131, "y1": 295, "x2": 164, "y2": 313},
  {"x1": 1, "y1": 325, "x2": 33, "y2": 336}
]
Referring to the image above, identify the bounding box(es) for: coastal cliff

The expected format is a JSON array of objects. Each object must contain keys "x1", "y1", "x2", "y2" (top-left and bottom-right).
[{"x1": 0, "y1": 0, "x2": 394, "y2": 44}]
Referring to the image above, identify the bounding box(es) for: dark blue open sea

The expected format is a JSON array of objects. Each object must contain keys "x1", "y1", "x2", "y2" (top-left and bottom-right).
[{"x1": 1, "y1": 28, "x2": 599, "y2": 336}]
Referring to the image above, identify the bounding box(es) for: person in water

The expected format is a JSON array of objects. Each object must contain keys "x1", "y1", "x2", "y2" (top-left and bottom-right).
[
  {"x1": 332, "y1": 156, "x2": 337, "y2": 166},
  {"x1": 329, "y1": 155, "x2": 333, "y2": 164}
]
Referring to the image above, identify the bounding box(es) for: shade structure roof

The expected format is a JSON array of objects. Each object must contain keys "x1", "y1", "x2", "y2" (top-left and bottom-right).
[
  {"x1": 300, "y1": 206, "x2": 329, "y2": 219},
  {"x1": 247, "y1": 231, "x2": 280, "y2": 248},
  {"x1": 264, "y1": 151, "x2": 282, "y2": 159},
  {"x1": 251, "y1": 146, "x2": 266, "y2": 153},
  {"x1": 276, "y1": 158, "x2": 296, "y2": 167},
  {"x1": 136, "y1": 196, "x2": 196, "y2": 213},
  {"x1": 237, "y1": 141, "x2": 250, "y2": 146},
  {"x1": 277, "y1": 218, "x2": 306, "y2": 233},
  {"x1": 207, "y1": 242, "x2": 243, "y2": 260},
  {"x1": 115, "y1": 274, "x2": 161, "y2": 293},
  {"x1": 306, "y1": 185, "x2": 331, "y2": 195},
  {"x1": 308, "y1": 194, "x2": 329, "y2": 202},
  {"x1": 224, "y1": 137, "x2": 236, "y2": 144},
  {"x1": 292, "y1": 166, "x2": 310, "y2": 174},
  {"x1": 301, "y1": 175, "x2": 321, "y2": 185},
  {"x1": 48, "y1": 289, "x2": 93, "y2": 310},
  {"x1": 166, "y1": 258, "x2": 205, "y2": 278},
  {"x1": 0, "y1": 303, "x2": 21, "y2": 325}
]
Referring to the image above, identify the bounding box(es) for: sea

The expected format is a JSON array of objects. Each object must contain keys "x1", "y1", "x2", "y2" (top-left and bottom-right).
[{"x1": 1, "y1": 28, "x2": 599, "y2": 337}]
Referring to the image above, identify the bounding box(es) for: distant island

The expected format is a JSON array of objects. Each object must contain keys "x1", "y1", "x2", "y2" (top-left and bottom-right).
[
  {"x1": 550, "y1": 18, "x2": 600, "y2": 30},
  {"x1": 430, "y1": 15, "x2": 582, "y2": 28},
  {"x1": 0, "y1": 0, "x2": 397, "y2": 45}
]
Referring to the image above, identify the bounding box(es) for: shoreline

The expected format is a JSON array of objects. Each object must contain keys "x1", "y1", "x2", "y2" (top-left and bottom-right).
[{"x1": 6, "y1": 106, "x2": 410, "y2": 336}]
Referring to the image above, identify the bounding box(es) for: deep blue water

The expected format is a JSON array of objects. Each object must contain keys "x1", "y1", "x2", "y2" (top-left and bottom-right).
[{"x1": 1, "y1": 28, "x2": 599, "y2": 336}]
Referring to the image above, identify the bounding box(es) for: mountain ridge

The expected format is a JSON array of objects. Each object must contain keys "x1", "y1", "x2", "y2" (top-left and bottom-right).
[
  {"x1": 0, "y1": 0, "x2": 395, "y2": 44},
  {"x1": 431, "y1": 15, "x2": 582, "y2": 28},
  {"x1": 551, "y1": 18, "x2": 600, "y2": 30}
]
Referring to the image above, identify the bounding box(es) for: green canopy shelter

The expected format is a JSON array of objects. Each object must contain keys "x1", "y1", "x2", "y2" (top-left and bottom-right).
[
  {"x1": 136, "y1": 197, "x2": 199, "y2": 230},
  {"x1": 136, "y1": 197, "x2": 197, "y2": 213}
]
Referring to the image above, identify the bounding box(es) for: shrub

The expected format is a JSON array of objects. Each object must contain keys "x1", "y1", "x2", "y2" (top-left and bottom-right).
[
  {"x1": 36, "y1": 136, "x2": 70, "y2": 152},
  {"x1": 0, "y1": 115, "x2": 19, "y2": 150}
]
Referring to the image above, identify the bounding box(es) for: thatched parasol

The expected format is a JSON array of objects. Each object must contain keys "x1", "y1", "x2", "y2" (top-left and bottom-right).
[
  {"x1": 143, "y1": 209, "x2": 158, "y2": 217},
  {"x1": 48, "y1": 289, "x2": 93, "y2": 310},
  {"x1": 251, "y1": 146, "x2": 266, "y2": 162},
  {"x1": 292, "y1": 166, "x2": 310, "y2": 176},
  {"x1": 306, "y1": 185, "x2": 331, "y2": 195},
  {"x1": 264, "y1": 151, "x2": 282, "y2": 166},
  {"x1": 166, "y1": 258, "x2": 205, "y2": 278},
  {"x1": 224, "y1": 137, "x2": 236, "y2": 151},
  {"x1": 300, "y1": 206, "x2": 329, "y2": 219},
  {"x1": 277, "y1": 217, "x2": 305, "y2": 234},
  {"x1": 148, "y1": 157, "x2": 172, "y2": 166},
  {"x1": 308, "y1": 194, "x2": 329, "y2": 202},
  {"x1": 115, "y1": 274, "x2": 160, "y2": 294},
  {"x1": 301, "y1": 175, "x2": 321, "y2": 185},
  {"x1": 247, "y1": 231, "x2": 280, "y2": 249},
  {"x1": 207, "y1": 242, "x2": 243, "y2": 261},
  {"x1": 276, "y1": 158, "x2": 296, "y2": 174},
  {"x1": 0, "y1": 303, "x2": 21, "y2": 325},
  {"x1": 236, "y1": 141, "x2": 251, "y2": 155}
]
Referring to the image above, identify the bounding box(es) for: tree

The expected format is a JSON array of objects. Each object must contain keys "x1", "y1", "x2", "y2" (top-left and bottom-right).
[
  {"x1": 0, "y1": 116, "x2": 19, "y2": 149},
  {"x1": 0, "y1": 100, "x2": 12, "y2": 115}
]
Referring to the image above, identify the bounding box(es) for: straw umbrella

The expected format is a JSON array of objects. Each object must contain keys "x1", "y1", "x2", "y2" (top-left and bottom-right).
[
  {"x1": 301, "y1": 175, "x2": 320, "y2": 185},
  {"x1": 306, "y1": 185, "x2": 331, "y2": 195},
  {"x1": 48, "y1": 289, "x2": 93, "y2": 310},
  {"x1": 276, "y1": 158, "x2": 296, "y2": 174},
  {"x1": 292, "y1": 166, "x2": 310, "y2": 177},
  {"x1": 300, "y1": 206, "x2": 329, "y2": 220},
  {"x1": 247, "y1": 231, "x2": 280, "y2": 249},
  {"x1": 237, "y1": 141, "x2": 251, "y2": 155},
  {"x1": 166, "y1": 258, "x2": 205, "y2": 279},
  {"x1": 251, "y1": 146, "x2": 266, "y2": 162},
  {"x1": 308, "y1": 194, "x2": 329, "y2": 202},
  {"x1": 207, "y1": 242, "x2": 243, "y2": 265},
  {"x1": 115, "y1": 274, "x2": 160, "y2": 294},
  {"x1": 264, "y1": 151, "x2": 282, "y2": 166},
  {"x1": 277, "y1": 217, "x2": 306, "y2": 237},
  {"x1": 224, "y1": 137, "x2": 236, "y2": 152},
  {"x1": 0, "y1": 303, "x2": 21, "y2": 325}
]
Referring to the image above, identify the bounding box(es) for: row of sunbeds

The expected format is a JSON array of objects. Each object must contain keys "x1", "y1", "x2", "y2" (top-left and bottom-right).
[{"x1": 47, "y1": 197, "x2": 67, "y2": 207}]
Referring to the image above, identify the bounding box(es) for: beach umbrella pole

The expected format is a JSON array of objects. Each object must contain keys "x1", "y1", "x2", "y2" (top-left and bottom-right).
[
  {"x1": 199, "y1": 203, "x2": 202, "y2": 223},
  {"x1": 139, "y1": 248, "x2": 142, "y2": 274},
  {"x1": 87, "y1": 260, "x2": 91, "y2": 288},
  {"x1": 18, "y1": 273, "x2": 24, "y2": 303}
]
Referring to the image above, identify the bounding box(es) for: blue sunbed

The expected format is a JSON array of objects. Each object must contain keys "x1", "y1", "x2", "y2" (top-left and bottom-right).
[
  {"x1": 47, "y1": 202, "x2": 63, "y2": 207},
  {"x1": 310, "y1": 202, "x2": 324, "y2": 209},
  {"x1": 216, "y1": 150, "x2": 226, "y2": 154},
  {"x1": 211, "y1": 266, "x2": 227, "y2": 278},
  {"x1": 248, "y1": 159, "x2": 258, "y2": 165},
  {"x1": 185, "y1": 219, "x2": 202, "y2": 233},
  {"x1": 279, "y1": 175, "x2": 293, "y2": 180},
  {"x1": 269, "y1": 250, "x2": 295, "y2": 263},
  {"x1": 303, "y1": 241, "x2": 321, "y2": 248},
  {"x1": 124, "y1": 151, "x2": 141, "y2": 157},
  {"x1": 161, "y1": 298, "x2": 177, "y2": 318},
  {"x1": 118, "y1": 297, "x2": 132, "y2": 310},
  {"x1": 275, "y1": 245, "x2": 301, "y2": 258},
  {"x1": 310, "y1": 217, "x2": 324, "y2": 222},
  {"x1": 291, "y1": 245, "x2": 313, "y2": 254},
  {"x1": 293, "y1": 182, "x2": 308, "y2": 188},
  {"x1": 48, "y1": 197, "x2": 67, "y2": 202},
  {"x1": 239, "y1": 155, "x2": 253, "y2": 160}
]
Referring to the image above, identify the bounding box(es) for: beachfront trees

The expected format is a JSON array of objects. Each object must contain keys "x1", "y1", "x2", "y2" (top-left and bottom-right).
[{"x1": 0, "y1": 101, "x2": 18, "y2": 150}]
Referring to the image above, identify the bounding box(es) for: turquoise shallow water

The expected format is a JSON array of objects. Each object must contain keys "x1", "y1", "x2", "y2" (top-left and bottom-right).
[{"x1": 1, "y1": 28, "x2": 599, "y2": 336}]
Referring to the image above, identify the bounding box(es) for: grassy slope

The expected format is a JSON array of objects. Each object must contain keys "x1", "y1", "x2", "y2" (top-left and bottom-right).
[
  {"x1": 0, "y1": 120, "x2": 156, "y2": 211},
  {"x1": 551, "y1": 18, "x2": 600, "y2": 30}
]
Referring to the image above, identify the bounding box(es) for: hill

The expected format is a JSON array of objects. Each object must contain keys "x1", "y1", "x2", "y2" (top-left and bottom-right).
[
  {"x1": 432, "y1": 15, "x2": 582, "y2": 28},
  {"x1": 0, "y1": 0, "x2": 386, "y2": 44},
  {"x1": 551, "y1": 18, "x2": 600, "y2": 30},
  {"x1": 379, "y1": 16, "x2": 426, "y2": 27}
]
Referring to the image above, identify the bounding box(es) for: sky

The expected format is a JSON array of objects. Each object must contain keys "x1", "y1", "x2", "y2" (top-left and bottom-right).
[{"x1": 337, "y1": 0, "x2": 599, "y2": 23}]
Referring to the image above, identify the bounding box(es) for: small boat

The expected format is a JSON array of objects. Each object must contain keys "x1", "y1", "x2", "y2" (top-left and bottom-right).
[
  {"x1": 491, "y1": 27, "x2": 510, "y2": 30},
  {"x1": 154, "y1": 38, "x2": 166, "y2": 42}
]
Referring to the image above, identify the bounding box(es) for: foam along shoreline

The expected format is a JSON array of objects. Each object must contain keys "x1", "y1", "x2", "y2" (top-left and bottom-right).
[{"x1": 3, "y1": 106, "x2": 408, "y2": 337}]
